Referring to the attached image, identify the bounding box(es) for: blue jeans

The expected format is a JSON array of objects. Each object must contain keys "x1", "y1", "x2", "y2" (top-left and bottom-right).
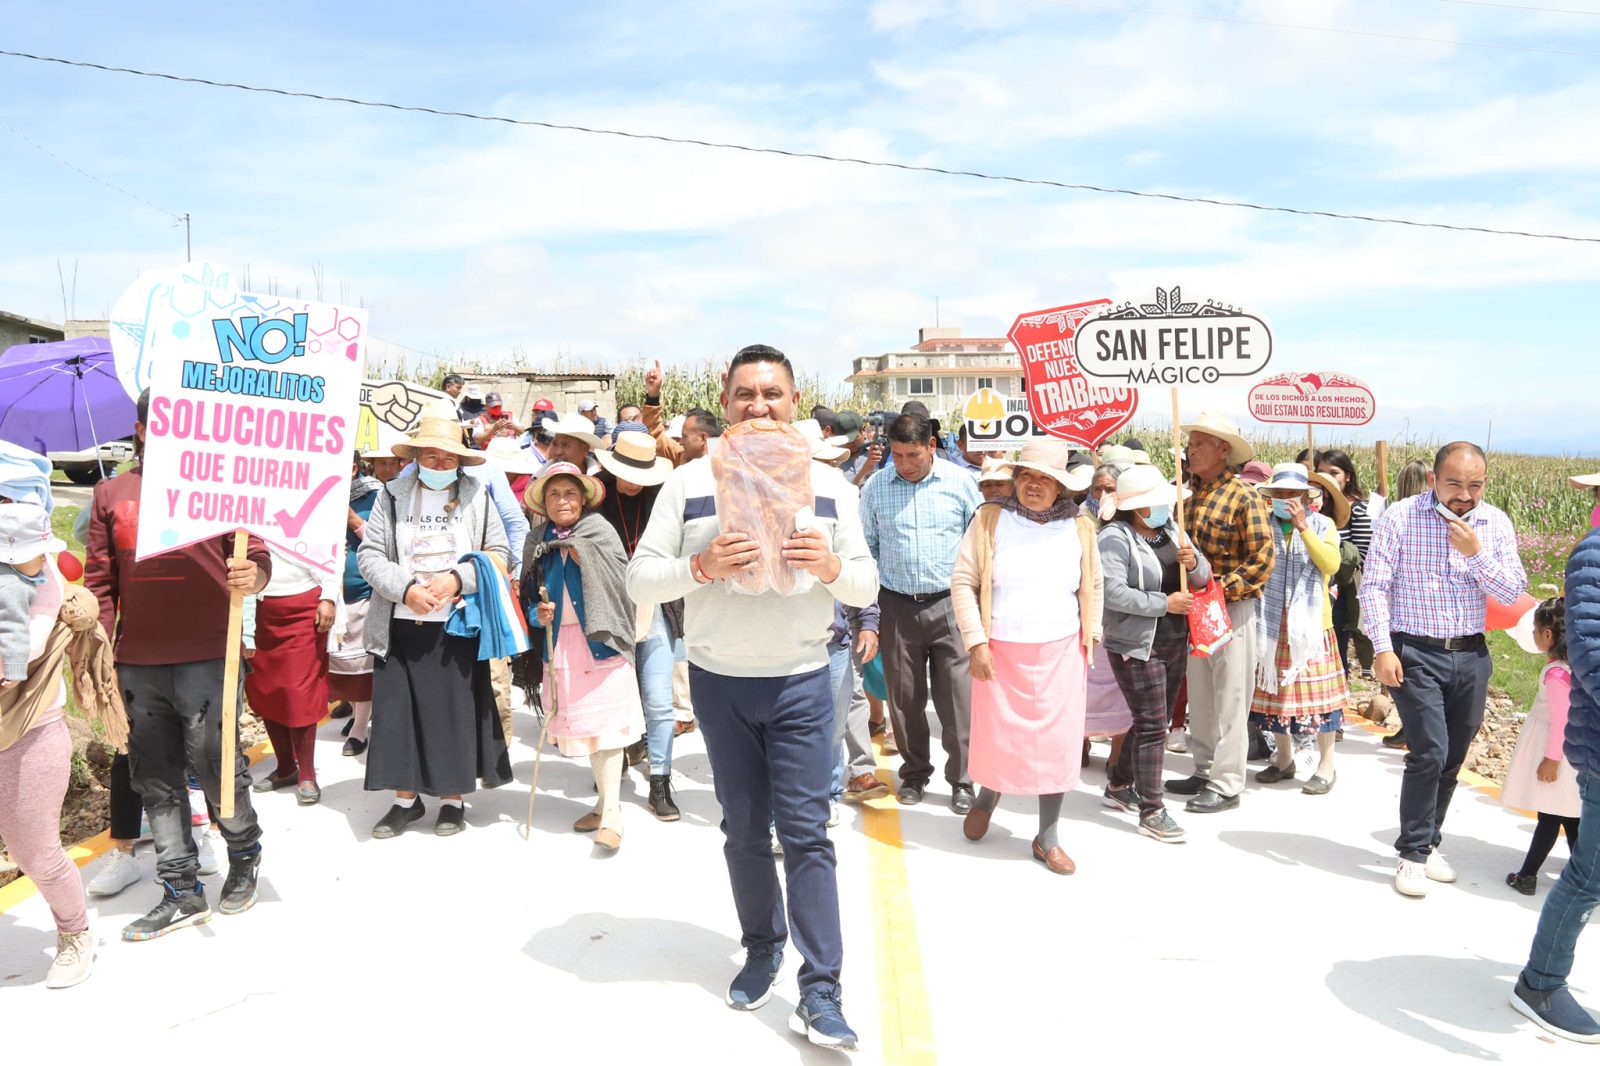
[
  {"x1": 1524, "y1": 770, "x2": 1600, "y2": 992},
  {"x1": 827, "y1": 642, "x2": 852, "y2": 800},
  {"x1": 636, "y1": 606, "x2": 676, "y2": 775},
  {"x1": 690, "y1": 664, "x2": 842, "y2": 994}
]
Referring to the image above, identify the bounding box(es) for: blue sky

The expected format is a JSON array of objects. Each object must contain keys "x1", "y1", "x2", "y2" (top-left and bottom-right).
[{"x1": 2, "y1": 0, "x2": 1597, "y2": 454}]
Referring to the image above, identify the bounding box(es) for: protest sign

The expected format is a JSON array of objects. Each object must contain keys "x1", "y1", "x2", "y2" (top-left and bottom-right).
[
  {"x1": 1075, "y1": 286, "x2": 1273, "y2": 387},
  {"x1": 959, "y1": 387, "x2": 1050, "y2": 451},
  {"x1": 1247, "y1": 372, "x2": 1375, "y2": 427},
  {"x1": 357, "y1": 379, "x2": 453, "y2": 455},
  {"x1": 135, "y1": 286, "x2": 368, "y2": 574},
  {"x1": 109, "y1": 260, "x2": 241, "y2": 400},
  {"x1": 1008, "y1": 299, "x2": 1140, "y2": 450}
]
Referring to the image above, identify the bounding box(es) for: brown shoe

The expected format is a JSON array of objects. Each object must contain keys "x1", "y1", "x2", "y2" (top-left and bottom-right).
[
  {"x1": 963, "y1": 806, "x2": 992, "y2": 842},
  {"x1": 1031, "y1": 838, "x2": 1076, "y2": 875},
  {"x1": 594, "y1": 828, "x2": 621, "y2": 851},
  {"x1": 844, "y1": 773, "x2": 890, "y2": 802},
  {"x1": 572, "y1": 811, "x2": 602, "y2": 833}
]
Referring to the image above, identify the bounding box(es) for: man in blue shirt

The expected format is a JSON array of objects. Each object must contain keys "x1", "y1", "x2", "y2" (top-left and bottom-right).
[{"x1": 860, "y1": 411, "x2": 983, "y2": 812}]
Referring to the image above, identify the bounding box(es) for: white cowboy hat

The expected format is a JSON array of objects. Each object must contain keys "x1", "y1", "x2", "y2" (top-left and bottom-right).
[
  {"x1": 482, "y1": 436, "x2": 545, "y2": 476},
  {"x1": 543, "y1": 412, "x2": 607, "y2": 451},
  {"x1": 1570, "y1": 472, "x2": 1600, "y2": 489},
  {"x1": 391, "y1": 415, "x2": 485, "y2": 466},
  {"x1": 1256, "y1": 462, "x2": 1314, "y2": 495},
  {"x1": 1179, "y1": 411, "x2": 1254, "y2": 464},
  {"x1": 1098, "y1": 444, "x2": 1136, "y2": 467},
  {"x1": 524, "y1": 460, "x2": 606, "y2": 518},
  {"x1": 1012, "y1": 440, "x2": 1092, "y2": 493},
  {"x1": 1113, "y1": 465, "x2": 1191, "y2": 512},
  {"x1": 977, "y1": 456, "x2": 1014, "y2": 484},
  {"x1": 594, "y1": 430, "x2": 674, "y2": 487},
  {"x1": 794, "y1": 419, "x2": 849, "y2": 464}
]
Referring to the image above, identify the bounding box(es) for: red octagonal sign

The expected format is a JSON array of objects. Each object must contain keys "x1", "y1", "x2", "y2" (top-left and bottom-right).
[{"x1": 1009, "y1": 299, "x2": 1140, "y2": 450}]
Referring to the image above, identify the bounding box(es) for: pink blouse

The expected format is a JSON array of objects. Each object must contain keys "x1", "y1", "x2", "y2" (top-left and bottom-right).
[{"x1": 1544, "y1": 663, "x2": 1573, "y2": 762}]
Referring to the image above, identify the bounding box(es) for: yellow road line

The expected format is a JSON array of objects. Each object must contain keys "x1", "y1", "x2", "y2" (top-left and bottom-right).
[
  {"x1": 0, "y1": 738, "x2": 274, "y2": 915},
  {"x1": 863, "y1": 743, "x2": 937, "y2": 1066}
]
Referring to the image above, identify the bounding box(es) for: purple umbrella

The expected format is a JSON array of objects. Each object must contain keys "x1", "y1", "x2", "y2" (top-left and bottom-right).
[{"x1": 0, "y1": 337, "x2": 137, "y2": 459}]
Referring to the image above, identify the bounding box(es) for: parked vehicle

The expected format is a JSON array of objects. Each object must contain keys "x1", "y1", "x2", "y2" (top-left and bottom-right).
[{"x1": 50, "y1": 437, "x2": 135, "y2": 484}]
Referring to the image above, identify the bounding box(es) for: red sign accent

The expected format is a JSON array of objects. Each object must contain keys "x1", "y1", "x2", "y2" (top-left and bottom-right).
[
  {"x1": 1247, "y1": 371, "x2": 1376, "y2": 427},
  {"x1": 1008, "y1": 299, "x2": 1139, "y2": 450}
]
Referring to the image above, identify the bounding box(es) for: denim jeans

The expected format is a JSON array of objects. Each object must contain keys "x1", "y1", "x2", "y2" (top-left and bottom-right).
[
  {"x1": 120, "y1": 659, "x2": 263, "y2": 882},
  {"x1": 636, "y1": 605, "x2": 676, "y2": 775},
  {"x1": 1389, "y1": 635, "x2": 1493, "y2": 861},
  {"x1": 691, "y1": 664, "x2": 842, "y2": 994},
  {"x1": 827, "y1": 641, "x2": 851, "y2": 800},
  {"x1": 1524, "y1": 770, "x2": 1600, "y2": 992}
]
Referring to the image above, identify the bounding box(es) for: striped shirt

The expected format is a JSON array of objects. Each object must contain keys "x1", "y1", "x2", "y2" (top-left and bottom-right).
[
  {"x1": 860, "y1": 457, "x2": 982, "y2": 596},
  {"x1": 1358, "y1": 491, "x2": 1527, "y2": 655},
  {"x1": 1345, "y1": 498, "x2": 1373, "y2": 563}
]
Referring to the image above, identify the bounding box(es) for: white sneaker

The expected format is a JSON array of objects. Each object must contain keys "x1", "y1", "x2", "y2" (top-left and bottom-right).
[
  {"x1": 188, "y1": 789, "x2": 209, "y2": 826},
  {"x1": 827, "y1": 802, "x2": 841, "y2": 828},
  {"x1": 1425, "y1": 851, "x2": 1457, "y2": 883},
  {"x1": 196, "y1": 830, "x2": 221, "y2": 876},
  {"x1": 1395, "y1": 858, "x2": 1429, "y2": 897},
  {"x1": 45, "y1": 926, "x2": 95, "y2": 989},
  {"x1": 1165, "y1": 730, "x2": 1188, "y2": 754},
  {"x1": 87, "y1": 848, "x2": 142, "y2": 897}
]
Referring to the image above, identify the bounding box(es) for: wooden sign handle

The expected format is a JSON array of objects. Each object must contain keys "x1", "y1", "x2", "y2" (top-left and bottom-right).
[
  {"x1": 1171, "y1": 387, "x2": 1188, "y2": 593},
  {"x1": 219, "y1": 529, "x2": 247, "y2": 819},
  {"x1": 1375, "y1": 439, "x2": 1390, "y2": 499}
]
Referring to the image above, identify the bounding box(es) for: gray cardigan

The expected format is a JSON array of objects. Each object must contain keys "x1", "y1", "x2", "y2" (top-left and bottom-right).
[
  {"x1": 1097, "y1": 519, "x2": 1211, "y2": 662},
  {"x1": 358, "y1": 470, "x2": 510, "y2": 659}
]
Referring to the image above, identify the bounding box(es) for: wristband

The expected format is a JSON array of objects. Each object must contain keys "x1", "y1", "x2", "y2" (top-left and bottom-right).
[
  {"x1": 691, "y1": 553, "x2": 711, "y2": 584},
  {"x1": 646, "y1": 395, "x2": 660, "y2": 407}
]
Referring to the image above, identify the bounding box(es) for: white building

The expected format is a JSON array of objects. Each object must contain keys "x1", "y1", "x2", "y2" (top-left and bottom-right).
[{"x1": 846, "y1": 327, "x2": 1024, "y2": 413}]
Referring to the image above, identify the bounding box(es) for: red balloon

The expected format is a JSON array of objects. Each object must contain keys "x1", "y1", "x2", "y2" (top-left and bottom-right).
[
  {"x1": 55, "y1": 550, "x2": 83, "y2": 583},
  {"x1": 1485, "y1": 593, "x2": 1536, "y2": 632}
]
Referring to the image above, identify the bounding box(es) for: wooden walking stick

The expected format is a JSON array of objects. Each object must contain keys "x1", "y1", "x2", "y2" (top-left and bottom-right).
[
  {"x1": 523, "y1": 585, "x2": 558, "y2": 841},
  {"x1": 219, "y1": 529, "x2": 247, "y2": 819}
]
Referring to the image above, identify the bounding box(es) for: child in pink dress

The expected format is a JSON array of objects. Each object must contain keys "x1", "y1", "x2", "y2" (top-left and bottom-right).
[{"x1": 1503, "y1": 597, "x2": 1579, "y2": 896}]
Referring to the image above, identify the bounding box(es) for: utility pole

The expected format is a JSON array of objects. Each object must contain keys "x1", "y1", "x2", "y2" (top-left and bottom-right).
[{"x1": 181, "y1": 213, "x2": 191, "y2": 262}]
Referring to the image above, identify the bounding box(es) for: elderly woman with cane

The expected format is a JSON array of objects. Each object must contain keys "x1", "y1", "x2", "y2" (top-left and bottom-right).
[
  {"x1": 951, "y1": 440, "x2": 1103, "y2": 875},
  {"x1": 521, "y1": 461, "x2": 644, "y2": 853},
  {"x1": 1249, "y1": 463, "x2": 1348, "y2": 794},
  {"x1": 359, "y1": 416, "x2": 513, "y2": 839}
]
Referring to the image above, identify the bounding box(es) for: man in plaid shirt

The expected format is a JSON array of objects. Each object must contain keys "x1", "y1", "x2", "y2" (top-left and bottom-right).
[
  {"x1": 1168, "y1": 413, "x2": 1276, "y2": 813},
  {"x1": 1360, "y1": 441, "x2": 1527, "y2": 898}
]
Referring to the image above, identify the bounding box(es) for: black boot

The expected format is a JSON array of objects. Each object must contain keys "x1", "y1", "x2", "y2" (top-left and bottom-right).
[{"x1": 649, "y1": 774, "x2": 681, "y2": 822}]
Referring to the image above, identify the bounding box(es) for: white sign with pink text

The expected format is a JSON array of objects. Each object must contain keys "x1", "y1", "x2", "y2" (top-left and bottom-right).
[{"x1": 134, "y1": 284, "x2": 367, "y2": 573}]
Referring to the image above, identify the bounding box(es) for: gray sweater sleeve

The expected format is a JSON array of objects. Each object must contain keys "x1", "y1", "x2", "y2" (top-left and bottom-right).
[
  {"x1": 0, "y1": 570, "x2": 38, "y2": 681},
  {"x1": 357, "y1": 488, "x2": 414, "y2": 606},
  {"x1": 1097, "y1": 527, "x2": 1168, "y2": 619}
]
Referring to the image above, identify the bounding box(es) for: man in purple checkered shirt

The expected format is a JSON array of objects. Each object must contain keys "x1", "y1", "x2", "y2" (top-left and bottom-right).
[{"x1": 1359, "y1": 442, "x2": 1527, "y2": 899}]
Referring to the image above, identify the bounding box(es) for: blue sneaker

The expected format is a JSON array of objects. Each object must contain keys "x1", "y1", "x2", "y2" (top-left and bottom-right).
[
  {"x1": 726, "y1": 947, "x2": 782, "y2": 1010},
  {"x1": 789, "y1": 987, "x2": 858, "y2": 1050},
  {"x1": 1512, "y1": 974, "x2": 1600, "y2": 1043}
]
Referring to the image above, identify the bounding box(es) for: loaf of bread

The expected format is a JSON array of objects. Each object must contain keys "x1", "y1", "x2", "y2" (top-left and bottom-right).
[{"x1": 711, "y1": 418, "x2": 817, "y2": 596}]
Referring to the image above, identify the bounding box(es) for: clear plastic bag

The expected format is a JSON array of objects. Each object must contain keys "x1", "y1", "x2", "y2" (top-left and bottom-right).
[{"x1": 711, "y1": 418, "x2": 817, "y2": 597}]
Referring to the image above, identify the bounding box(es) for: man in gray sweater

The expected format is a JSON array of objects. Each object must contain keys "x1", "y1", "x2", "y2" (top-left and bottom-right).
[{"x1": 627, "y1": 345, "x2": 878, "y2": 1052}]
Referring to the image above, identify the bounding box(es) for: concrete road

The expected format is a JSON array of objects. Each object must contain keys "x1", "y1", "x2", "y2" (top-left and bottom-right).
[{"x1": 0, "y1": 708, "x2": 1592, "y2": 1062}]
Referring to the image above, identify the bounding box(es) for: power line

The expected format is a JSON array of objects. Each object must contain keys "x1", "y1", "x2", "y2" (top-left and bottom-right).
[
  {"x1": 2, "y1": 47, "x2": 1598, "y2": 245},
  {"x1": 1023, "y1": 0, "x2": 1600, "y2": 57},
  {"x1": 0, "y1": 117, "x2": 182, "y2": 220},
  {"x1": 1439, "y1": 0, "x2": 1600, "y2": 15}
]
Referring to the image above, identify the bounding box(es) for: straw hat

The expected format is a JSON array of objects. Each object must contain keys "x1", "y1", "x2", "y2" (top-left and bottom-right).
[
  {"x1": 1256, "y1": 462, "x2": 1313, "y2": 495},
  {"x1": 1570, "y1": 472, "x2": 1600, "y2": 490},
  {"x1": 482, "y1": 436, "x2": 545, "y2": 476},
  {"x1": 391, "y1": 416, "x2": 484, "y2": 466},
  {"x1": 1098, "y1": 444, "x2": 1136, "y2": 466},
  {"x1": 794, "y1": 419, "x2": 848, "y2": 464},
  {"x1": 1012, "y1": 440, "x2": 1092, "y2": 493},
  {"x1": 524, "y1": 461, "x2": 606, "y2": 518},
  {"x1": 544, "y1": 412, "x2": 607, "y2": 450},
  {"x1": 595, "y1": 430, "x2": 673, "y2": 487},
  {"x1": 977, "y1": 456, "x2": 1014, "y2": 484},
  {"x1": 1179, "y1": 412, "x2": 1254, "y2": 464},
  {"x1": 1306, "y1": 470, "x2": 1352, "y2": 528},
  {"x1": 1113, "y1": 465, "x2": 1191, "y2": 512}
]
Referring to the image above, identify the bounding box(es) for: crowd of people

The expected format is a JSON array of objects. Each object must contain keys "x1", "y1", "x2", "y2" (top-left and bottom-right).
[{"x1": 4, "y1": 348, "x2": 1600, "y2": 1046}]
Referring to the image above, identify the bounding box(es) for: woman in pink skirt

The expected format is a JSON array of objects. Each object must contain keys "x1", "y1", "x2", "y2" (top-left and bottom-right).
[
  {"x1": 951, "y1": 441, "x2": 1103, "y2": 875},
  {"x1": 522, "y1": 461, "x2": 644, "y2": 853}
]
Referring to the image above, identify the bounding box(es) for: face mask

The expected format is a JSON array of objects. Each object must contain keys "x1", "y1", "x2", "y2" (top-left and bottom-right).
[
  {"x1": 418, "y1": 466, "x2": 459, "y2": 491},
  {"x1": 1271, "y1": 499, "x2": 1296, "y2": 521},
  {"x1": 1085, "y1": 494, "x2": 1099, "y2": 515},
  {"x1": 1144, "y1": 504, "x2": 1171, "y2": 528}
]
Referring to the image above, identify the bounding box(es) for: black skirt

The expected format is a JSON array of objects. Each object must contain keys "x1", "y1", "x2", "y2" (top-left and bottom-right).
[{"x1": 365, "y1": 621, "x2": 512, "y2": 797}]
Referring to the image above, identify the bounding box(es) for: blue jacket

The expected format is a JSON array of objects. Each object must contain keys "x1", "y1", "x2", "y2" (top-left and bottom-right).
[{"x1": 1566, "y1": 528, "x2": 1600, "y2": 774}]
